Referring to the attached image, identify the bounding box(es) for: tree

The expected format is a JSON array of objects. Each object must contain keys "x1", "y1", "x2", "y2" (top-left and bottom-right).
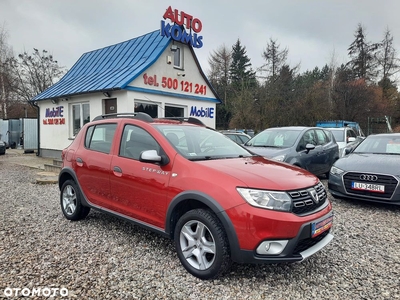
[
  {"x1": 8, "y1": 48, "x2": 66, "y2": 103},
  {"x1": 347, "y1": 23, "x2": 379, "y2": 81},
  {"x1": 260, "y1": 38, "x2": 288, "y2": 81},
  {"x1": 376, "y1": 28, "x2": 400, "y2": 103},
  {"x1": 229, "y1": 39, "x2": 257, "y2": 90},
  {"x1": 208, "y1": 45, "x2": 232, "y2": 128},
  {"x1": 0, "y1": 25, "x2": 14, "y2": 119}
]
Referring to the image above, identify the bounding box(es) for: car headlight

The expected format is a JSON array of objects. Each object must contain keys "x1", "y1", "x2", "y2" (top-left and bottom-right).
[
  {"x1": 237, "y1": 188, "x2": 291, "y2": 211},
  {"x1": 330, "y1": 166, "x2": 344, "y2": 176},
  {"x1": 271, "y1": 154, "x2": 285, "y2": 162}
]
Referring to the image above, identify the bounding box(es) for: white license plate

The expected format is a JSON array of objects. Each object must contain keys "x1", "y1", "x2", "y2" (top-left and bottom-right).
[{"x1": 351, "y1": 181, "x2": 385, "y2": 193}]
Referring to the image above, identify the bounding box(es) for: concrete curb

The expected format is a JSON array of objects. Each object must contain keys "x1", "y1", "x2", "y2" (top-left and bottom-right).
[{"x1": 1, "y1": 149, "x2": 59, "y2": 185}]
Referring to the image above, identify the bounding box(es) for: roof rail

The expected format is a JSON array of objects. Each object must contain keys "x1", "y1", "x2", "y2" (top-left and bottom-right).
[
  {"x1": 159, "y1": 117, "x2": 206, "y2": 126},
  {"x1": 92, "y1": 112, "x2": 153, "y2": 122}
]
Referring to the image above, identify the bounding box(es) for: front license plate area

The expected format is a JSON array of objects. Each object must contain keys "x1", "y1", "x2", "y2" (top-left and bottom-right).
[
  {"x1": 311, "y1": 215, "x2": 333, "y2": 238},
  {"x1": 351, "y1": 181, "x2": 385, "y2": 193}
]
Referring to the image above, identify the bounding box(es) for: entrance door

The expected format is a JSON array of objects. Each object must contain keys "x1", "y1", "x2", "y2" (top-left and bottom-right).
[{"x1": 105, "y1": 99, "x2": 117, "y2": 114}]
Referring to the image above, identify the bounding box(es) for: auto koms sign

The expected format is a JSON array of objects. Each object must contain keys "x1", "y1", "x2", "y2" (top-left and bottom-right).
[{"x1": 160, "y1": 6, "x2": 203, "y2": 48}]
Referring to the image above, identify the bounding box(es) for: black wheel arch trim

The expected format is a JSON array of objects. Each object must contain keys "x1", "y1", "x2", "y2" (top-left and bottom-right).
[{"x1": 165, "y1": 190, "x2": 242, "y2": 262}]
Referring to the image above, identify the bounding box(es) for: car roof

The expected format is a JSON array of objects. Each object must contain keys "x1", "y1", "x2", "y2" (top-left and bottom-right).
[
  {"x1": 324, "y1": 127, "x2": 354, "y2": 131},
  {"x1": 264, "y1": 126, "x2": 317, "y2": 131}
]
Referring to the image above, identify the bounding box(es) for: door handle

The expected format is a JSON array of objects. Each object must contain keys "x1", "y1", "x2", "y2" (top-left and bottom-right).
[
  {"x1": 76, "y1": 157, "x2": 83, "y2": 167},
  {"x1": 113, "y1": 166, "x2": 122, "y2": 177}
]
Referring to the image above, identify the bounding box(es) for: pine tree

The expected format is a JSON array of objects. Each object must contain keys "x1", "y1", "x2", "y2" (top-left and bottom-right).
[{"x1": 347, "y1": 23, "x2": 379, "y2": 81}]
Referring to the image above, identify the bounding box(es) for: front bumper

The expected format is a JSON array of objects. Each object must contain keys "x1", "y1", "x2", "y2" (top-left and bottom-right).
[
  {"x1": 328, "y1": 172, "x2": 400, "y2": 205},
  {"x1": 228, "y1": 207, "x2": 334, "y2": 264}
]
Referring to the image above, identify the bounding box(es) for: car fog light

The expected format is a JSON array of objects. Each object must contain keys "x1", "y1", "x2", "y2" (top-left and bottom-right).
[{"x1": 256, "y1": 240, "x2": 289, "y2": 255}]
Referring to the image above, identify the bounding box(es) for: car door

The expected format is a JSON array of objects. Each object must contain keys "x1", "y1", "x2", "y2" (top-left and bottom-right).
[
  {"x1": 296, "y1": 129, "x2": 322, "y2": 175},
  {"x1": 109, "y1": 124, "x2": 172, "y2": 228},
  {"x1": 315, "y1": 128, "x2": 333, "y2": 173},
  {"x1": 74, "y1": 123, "x2": 117, "y2": 209}
]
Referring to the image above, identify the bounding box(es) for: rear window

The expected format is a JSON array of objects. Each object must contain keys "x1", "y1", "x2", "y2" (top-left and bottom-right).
[{"x1": 84, "y1": 123, "x2": 117, "y2": 154}]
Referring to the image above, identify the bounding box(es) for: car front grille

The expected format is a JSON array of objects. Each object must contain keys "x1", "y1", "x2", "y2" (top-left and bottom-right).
[
  {"x1": 288, "y1": 182, "x2": 327, "y2": 215},
  {"x1": 343, "y1": 172, "x2": 398, "y2": 199}
]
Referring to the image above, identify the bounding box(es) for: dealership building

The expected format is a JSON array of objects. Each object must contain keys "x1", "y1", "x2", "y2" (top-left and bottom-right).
[{"x1": 32, "y1": 7, "x2": 221, "y2": 158}]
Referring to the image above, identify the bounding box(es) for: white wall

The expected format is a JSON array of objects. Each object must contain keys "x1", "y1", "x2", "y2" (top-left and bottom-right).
[{"x1": 38, "y1": 41, "x2": 218, "y2": 152}]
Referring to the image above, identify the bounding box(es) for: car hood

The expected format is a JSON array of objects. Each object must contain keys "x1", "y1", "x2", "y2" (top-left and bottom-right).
[
  {"x1": 197, "y1": 156, "x2": 318, "y2": 190},
  {"x1": 243, "y1": 146, "x2": 289, "y2": 158},
  {"x1": 335, "y1": 153, "x2": 400, "y2": 174}
]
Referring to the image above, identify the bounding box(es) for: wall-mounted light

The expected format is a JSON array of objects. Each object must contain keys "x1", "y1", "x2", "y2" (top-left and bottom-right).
[
  {"x1": 171, "y1": 44, "x2": 178, "y2": 52},
  {"x1": 177, "y1": 72, "x2": 185, "y2": 77},
  {"x1": 103, "y1": 91, "x2": 111, "y2": 97},
  {"x1": 51, "y1": 99, "x2": 58, "y2": 104},
  {"x1": 63, "y1": 98, "x2": 69, "y2": 101}
]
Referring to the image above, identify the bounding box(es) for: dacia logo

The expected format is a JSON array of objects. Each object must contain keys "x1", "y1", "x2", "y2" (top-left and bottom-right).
[{"x1": 309, "y1": 189, "x2": 319, "y2": 204}]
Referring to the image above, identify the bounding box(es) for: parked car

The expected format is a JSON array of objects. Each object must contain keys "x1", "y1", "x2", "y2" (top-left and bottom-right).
[
  {"x1": 243, "y1": 126, "x2": 339, "y2": 178},
  {"x1": 220, "y1": 131, "x2": 251, "y2": 145},
  {"x1": 324, "y1": 127, "x2": 363, "y2": 157},
  {"x1": 328, "y1": 133, "x2": 400, "y2": 206},
  {"x1": 0, "y1": 140, "x2": 6, "y2": 155},
  {"x1": 58, "y1": 113, "x2": 333, "y2": 279}
]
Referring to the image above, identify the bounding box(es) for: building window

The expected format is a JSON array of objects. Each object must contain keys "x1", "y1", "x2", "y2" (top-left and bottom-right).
[
  {"x1": 72, "y1": 103, "x2": 90, "y2": 136},
  {"x1": 134, "y1": 101, "x2": 158, "y2": 118},
  {"x1": 173, "y1": 47, "x2": 183, "y2": 69},
  {"x1": 165, "y1": 106, "x2": 184, "y2": 118}
]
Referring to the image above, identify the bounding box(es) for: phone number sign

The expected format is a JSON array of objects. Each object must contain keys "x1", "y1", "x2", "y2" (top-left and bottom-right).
[{"x1": 143, "y1": 73, "x2": 207, "y2": 95}]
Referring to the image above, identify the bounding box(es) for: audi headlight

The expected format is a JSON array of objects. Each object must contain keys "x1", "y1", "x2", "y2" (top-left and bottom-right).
[
  {"x1": 272, "y1": 154, "x2": 285, "y2": 162},
  {"x1": 237, "y1": 188, "x2": 291, "y2": 211},
  {"x1": 330, "y1": 166, "x2": 344, "y2": 176}
]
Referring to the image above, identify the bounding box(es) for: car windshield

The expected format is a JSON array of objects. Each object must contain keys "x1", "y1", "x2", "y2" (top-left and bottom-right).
[
  {"x1": 354, "y1": 135, "x2": 400, "y2": 154},
  {"x1": 245, "y1": 129, "x2": 300, "y2": 148},
  {"x1": 330, "y1": 130, "x2": 344, "y2": 142},
  {"x1": 155, "y1": 125, "x2": 252, "y2": 160}
]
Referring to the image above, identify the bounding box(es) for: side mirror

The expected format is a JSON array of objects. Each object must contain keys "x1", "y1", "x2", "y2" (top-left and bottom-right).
[
  {"x1": 139, "y1": 150, "x2": 170, "y2": 165},
  {"x1": 347, "y1": 137, "x2": 356, "y2": 143},
  {"x1": 305, "y1": 143, "x2": 316, "y2": 153}
]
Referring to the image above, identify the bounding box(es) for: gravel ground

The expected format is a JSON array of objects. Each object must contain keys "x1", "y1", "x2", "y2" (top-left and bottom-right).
[{"x1": 0, "y1": 161, "x2": 399, "y2": 299}]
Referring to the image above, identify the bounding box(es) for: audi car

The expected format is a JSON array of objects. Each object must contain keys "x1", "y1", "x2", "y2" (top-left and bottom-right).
[{"x1": 328, "y1": 133, "x2": 400, "y2": 205}]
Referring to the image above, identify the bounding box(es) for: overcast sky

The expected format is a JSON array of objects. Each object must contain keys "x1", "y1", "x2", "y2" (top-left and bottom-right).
[{"x1": 2, "y1": 0, "x2": 400, "y2": 78}]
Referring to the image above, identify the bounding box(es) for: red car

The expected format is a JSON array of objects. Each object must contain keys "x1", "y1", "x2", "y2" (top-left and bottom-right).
[{"x1": 58, "y1": 113, "x2": 333, "y2": 279}]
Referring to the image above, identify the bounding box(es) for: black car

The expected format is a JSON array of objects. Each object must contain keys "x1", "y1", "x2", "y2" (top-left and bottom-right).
[
  {"x1": 328, "y1": 133, "x2": 400, "y2": 205},
  {"x1": 0, "y1": 140, "x2": 6, "y2": 155},
  {"x1": 244, "y1": 126, "x2": 339, "y2": 177}
]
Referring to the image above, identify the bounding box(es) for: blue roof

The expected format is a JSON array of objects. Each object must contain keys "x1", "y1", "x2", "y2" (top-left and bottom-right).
[{"x1": 33, "y1": 30, "x2": 204, "y2": 101}]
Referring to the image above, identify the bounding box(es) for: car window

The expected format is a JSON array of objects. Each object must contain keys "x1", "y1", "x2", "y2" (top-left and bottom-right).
[
  {"x1": 247, "y1": 130, "x2": 299, "y2": 147},
  {"x1": 155, "y1": 125, "x2": 250, "y2": 160},
  {"x1": 85, "y1": 123, "x2": 117, "y2": 154},
  {"x1": 315, "y1": 129, "x2": 328, "y2": 145},
  {"x1": 330, "y1": 130, "x2": 344, "y2": 142},
  {"x1": 237, "y1": 135, "x2": 250, "y2": 144},
  {"x1": 354, "y1": 136, "x2": 400, "y2": 154},
  {"x1": 347, "y1": 129, "x2": 357, "y2": 139},
  {"x1": 120, "y1": 125, "x2": 160, "y2": 160}
]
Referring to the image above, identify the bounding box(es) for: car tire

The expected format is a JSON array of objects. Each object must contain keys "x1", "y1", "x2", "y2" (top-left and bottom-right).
[
  {"x1": 60, "y1": 179, "x2": 90, "y2": 221},
  {"x1": 174, "y1": 209, "x2": 231, "y2": 280}
]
